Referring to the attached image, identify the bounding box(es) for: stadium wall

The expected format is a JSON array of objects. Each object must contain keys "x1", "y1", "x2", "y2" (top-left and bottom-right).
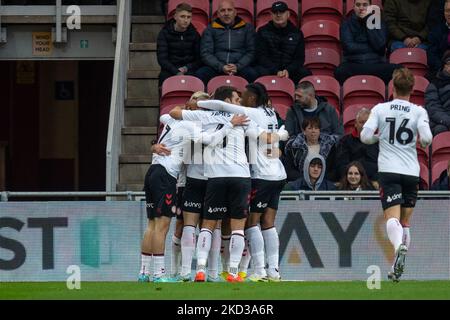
[{"x1": 0, "y1": 200, "x2": 449, "y2": 281}]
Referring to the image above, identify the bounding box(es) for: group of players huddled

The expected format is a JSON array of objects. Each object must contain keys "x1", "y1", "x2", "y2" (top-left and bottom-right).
[{"x1": 138, "y1": 67, "x2": 433, "y2": 284}]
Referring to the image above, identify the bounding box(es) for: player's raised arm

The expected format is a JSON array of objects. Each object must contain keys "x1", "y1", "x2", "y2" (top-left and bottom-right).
[{"x1": 198, "y1": 99, "x2": 248, "y2": 115}]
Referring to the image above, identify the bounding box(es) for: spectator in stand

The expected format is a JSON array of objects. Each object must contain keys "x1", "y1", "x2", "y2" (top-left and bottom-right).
[
  {"x1": 334, "y1": 0, "x2": 402, "y2": 85},
  {"x1": 285, "y1": 81, "x2": 343, "y2": 137},
  {"x1": 196, "y1": 0, "x2": 258, "y2": 85},
  {"x1": 428, "y1": 0, "x2": 446, "y2": 29},
  {"x1": 254, "y1": 1, "x2": 312, "y2": 84},
  {"x1": 282, "y1": 117, "x2": 339, "y2": 182},
  {"x1": 425, "y1": 51, "x2": 450, "y2": 135},
  {"x1": 427, "y1": 0, "x2": 450, "y2": 76},
  {"x1": 431, "y1": 160, "x2": 450, "y2": 190},
  {"x1": 384, "y1": 0, "x2": 432, "y2": 52},
  {"x1": 336, "y1": 161, "x2": 377, "y2": 191},
  {"x1": 156, "y1": 3, "x2": 202, "y2": 86},
  {"x1": 334, "y1": 108, "x2": 379, "y2": 182},
  {"x1": 284, "y1": 155, "x2": 336, "y2": 191}
]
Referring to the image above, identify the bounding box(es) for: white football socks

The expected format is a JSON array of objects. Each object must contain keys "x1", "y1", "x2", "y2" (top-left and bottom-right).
[
  {"x1": 239, "y1": 237, "x2": 251, "y2": 275},
  {"x1": 208, "y1": 228, "x2": 222, "y2": 279},
  {"x1": 171, "y1": 235, "x2": 181, "y2": 276},
  {"x1": 246, "y1": 226, "x2": 266, "y2": 276},
  {"x1": 221, "y1": 234, "x2": 231, "y2": 273},
  {"x1": 262, "y1": 227, "x2": 280, "y2": 272},
  {"x1": 402, "y1": 225, "x2": 411, "y2": 248},
  {"x1": 140, "y1": 253, "x2": 152, "y2": 275},
  {"x1": 181, "y1": 225, "x2": 196, "y2": 276},
  {"x1": 153, "y1": 255, "x2": 165, "y2": 278},
  {"x1": 196, "y1": 228, "x2": 212, "y2": 271},
  {"x1": 228, "y1": 230, "x2": 245, "y2": 276},
  {"x1": 386, "y1": 218, "x2": 403, "y2": 251}
]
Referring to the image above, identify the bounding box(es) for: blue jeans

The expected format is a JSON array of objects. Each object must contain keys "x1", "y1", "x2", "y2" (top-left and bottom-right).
[{"x1": 390, "y1": 41, "x2": 428, "y2": 52}]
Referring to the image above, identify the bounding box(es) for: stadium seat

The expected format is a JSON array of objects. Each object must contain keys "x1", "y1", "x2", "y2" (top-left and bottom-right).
[
  {"x1": 431, "y1": 132, "x2": 450, "y2": 167},
  {"x1": 167, "y1": 0, "x2": 209, "y2": 34},
  {"x1": 255, "y1": 76, "x2": 295, "y2": 120},
  {"x1": 388, "y1": 75, "x2": 429, "y2": 107},
  {"x1": 431, "y1": 160, "x2": 449, "y2": 186},
  {"x1": 207, "y1": 75, "x2": 248, "y2": 95},
  {"x1": 419, "y1": 162, "x2": 430, "y2": 190},
  {"x1": 304, "y1": 48, "x2": 341, "y2": 77},
  {"x1": 342, "y1": 75, "x2": 386, "y2": 110},
  {"x1": 160, "y1": 75, "x2": 205, "y2": 110},
  {"x1": 301, "y1": 20, "x2": 341, "y2": 53},
  {"x1": 301, "y1": 0, "x2": 344, "y2": 25},
  {"x1": 300, "y1": 75, "x2": 341, "y2": 116},
  {"x1": 389, "y1": 48, "x2": 428, "y2": 77},
  {"x1": 417, "y1": 143, "x2": 430, "y2": 170},
  {"x1": 342, "y1": 104, "x2": 374, "y2": 134},
  {"x1": 345, "y1": 0, "x2": 383, "y2": 17},
  {"x1": 255, "y1": 0, "x2": 299, "y2": 30},
  {"x1": 211, "y1": 0, "x2": 254, "y2": 25}
]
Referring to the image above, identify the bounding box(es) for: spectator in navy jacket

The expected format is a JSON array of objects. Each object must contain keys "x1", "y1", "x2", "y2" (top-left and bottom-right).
[
  {"x1": 334, "y1": 0, "x2": 401, "y2": 84},
  {"x1": 427, "y1": 0, "x2": 450, "y2": 76},
  {"x1": 156, "y1": 3, "x2": 202, "y2": 86}
]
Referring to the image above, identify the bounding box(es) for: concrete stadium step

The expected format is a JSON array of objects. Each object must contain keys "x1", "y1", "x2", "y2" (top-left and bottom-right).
[
  {"x1": 129, "y1": 43, "x2": 159, "y2": 71},
  {"x1": 127, "y1": 70, "x2": 160, "y2": 79},
  {"x1": 127, "y1": 79, "x2": 159, "y2": 99},
  {"x1": 116, "y1": 183, "x2": 145, "y2": 192},
  {"x1": 125, "y1": 106, "x2": 160, "y2": 127},
  {"x1": 131, "y1": 16, "x2": 165, "y2": 43},
  {"x1": 121, "y1": 126, "x2": 157, "y2": 155},
  {"x1": 119, "y1": 154, "x2": 152, "y2": 164},
  {"x1": 120, "y1": 163, "x2": 150, "y2": 183}
]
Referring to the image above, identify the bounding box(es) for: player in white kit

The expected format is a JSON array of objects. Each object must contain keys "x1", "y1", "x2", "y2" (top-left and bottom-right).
[
  {"x1": 361, "y1": 68, "x2": 432, "y2": 282},
  {"x1": 196, "y1": 83, "x2": 289, "y2": 281}
]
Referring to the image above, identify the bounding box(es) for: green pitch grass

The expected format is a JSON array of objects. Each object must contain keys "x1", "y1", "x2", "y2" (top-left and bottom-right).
[{"x1": 1, "y1": 281, "x2": 450, "y2": 300}]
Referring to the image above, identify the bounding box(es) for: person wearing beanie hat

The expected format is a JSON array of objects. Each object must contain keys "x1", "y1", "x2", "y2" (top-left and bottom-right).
[{"x1": 425, "y1": 49, "x2": 450, "y2": 135}]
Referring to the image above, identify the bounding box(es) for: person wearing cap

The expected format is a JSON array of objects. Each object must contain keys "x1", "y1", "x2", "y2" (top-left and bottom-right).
[
  {"x1": 427, "y1": 0, "x2": 450, "y2": 76},
  {"x1": 334, "y1": 0, "x2": 402, "y2": 85},
  {"x1": 196, "y1": 0, "x2": 258, "y2": 85},
  {"x1": 425, "y1": 50, "x2": 450, "y2": 135},
  {"x1": 254, "y1": 1, "x2": 311, "y2": 84},
  {"x1": 284, "y1": 154, "x2": 336, "y2": 192}
]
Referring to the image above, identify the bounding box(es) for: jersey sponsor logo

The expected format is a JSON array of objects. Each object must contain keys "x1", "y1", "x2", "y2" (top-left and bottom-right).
[
  {"x1": 207, "y1": 206, "x2": 227, "y2": 214},
  {"x1": 390, "y1": 104, "x2": 410, "y2": 112},
  {"x1": 256, "y1": 202, "x2": 268, "y2": 209},
  {"x1": 386, "y1": 193, "x2": 402, "y2": 203},
  {"x1": 184, "y1": 201, "x2": 202, "y2": 209}
]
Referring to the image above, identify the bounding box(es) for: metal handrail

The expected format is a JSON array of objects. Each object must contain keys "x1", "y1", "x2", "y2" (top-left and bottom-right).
[
  {"x1": 105, "y1": 0, "x2": 130, "y2": 193},
  {"x1": 2, "y1": 191, "x2": 450, "y2": 202}
]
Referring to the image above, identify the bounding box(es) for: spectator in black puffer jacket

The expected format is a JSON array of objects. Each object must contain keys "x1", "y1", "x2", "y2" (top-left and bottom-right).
[
  {"x1": 196, "y1": 0, "x2": 258, "y2": 85},
  {"x1": 427, "y1": 0, "x2": 450, "y2": 76},
  {"x1": 254, "y1": 1, "x2": 312, "y2": 84},
  {"x1": 334, "y1": 0, "x2": 402, "y2": 84},
  {"x1": 425, "y1": 51, "x2": 450, "y2": 135},
  {"x1": 156, "y1": 3, "x2": 202, "y2": 86}
]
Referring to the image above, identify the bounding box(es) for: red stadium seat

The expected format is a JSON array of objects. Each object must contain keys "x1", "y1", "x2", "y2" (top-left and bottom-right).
[
  {"x1": 160, "y1": 75, "x2": 205, "y2": 110},
  {"x1": 300, "y1": 75, "x2": 341, "y2": 116},
  {"x1": 342, "y1": 75, "x2": 386, "y2": 109},
  {"x1": 207, "y1": 75, "x2": 249, "y2": 95},
  {"x1": 255, "y1": 0, "x2": 299, "y2": 30},
  {"x1": 345, "y1": 0, "x2": 383, "y2": 17},
  {"x1": 431, "y1": 132, "x2": 450, "y2": 167},
  {"x1": 167, "y1": 0, "x2": 209, "y2": 34},
  {"x1": 301, "y1": 20, "x2": 341, "y2": 53},
  {"x1": 431, "y1": 160, "x2": 449, "y2": 186},
  {"x1": 417, "y1": 142, "x2": 430, "y2": 169},
  {"x1": 388, "y1": 75, "x2": 429, "y2": 107},
  {"x1": 301, "y1": 0, "x2": 344, "y2": 25},
  {"x1": 304, "y1": 48, "x2": 341, "y2": 77},
  {"x1": 419, "y1": 162, "x2": 430, "y2": 190},
  {"x1": 389, "y1": 48, "x2": 428, "y2": 77},
  {"x1": 255, "y1": 76, "x2": 295, "y2": 120},
  {"x1": 211, "y1": 0, "x2": 254, "y2": 25},
  {"x1": 342, "y1": 104, "x2": 374, "y2": 134}
]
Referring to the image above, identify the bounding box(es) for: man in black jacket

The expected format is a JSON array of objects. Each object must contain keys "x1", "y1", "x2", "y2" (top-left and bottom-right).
[
  {"x1": 156, "y1": 3, "x2": 202, "y2": 86},
  {"x1": 254, "y1": 1, "x2": 311, "y2": 84},
  {"x1": 431, "y1": 160, "x2": 450, "y2": 190},
  {"x1": 334, "y1": 108, "x2": 379, "y2": 182},
  {"x1": 334, "y1": 0, "x2": 401, "y2": 84}
]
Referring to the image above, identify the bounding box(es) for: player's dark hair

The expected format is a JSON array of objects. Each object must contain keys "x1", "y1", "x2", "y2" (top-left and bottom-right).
[
  {"x1": 310, "y1": 157, "x2": 323, "y2": 167},
  {"x1": 213, "y1": 86, "x2": 238, "y2": 101},
  {"x1": 338, "y1": 161, "x2": 373, "y2": 191},
  {"x1": 296, "y1": 81, "x2": 316, "y2": 95},
  {"x1": 246, "y1": 83, "x2": 270, "y2": 107},
  {"x1": 301, "y1": 117, "x2": 321, "y2": 131},
  {"x1": 393, "y1": 68, "x2": 415, "y2": 96}
]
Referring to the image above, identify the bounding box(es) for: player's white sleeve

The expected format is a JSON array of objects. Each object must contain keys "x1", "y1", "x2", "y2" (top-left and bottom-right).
[
  {"x1": 201, "y1": 122, "x2": 233, "y2": 146},
  {"x1": 198, "y1": 100, "x2": 248, "y2": 115},
  {"x1": 360, "y1": 127, "x2": 379, "y2": 144},
  {"x1": 417, "y1": 110, "x2": 433, "y2": 148},
  {"x1": 159, "y1": 114, "x2": 172, "y2": 125}
]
